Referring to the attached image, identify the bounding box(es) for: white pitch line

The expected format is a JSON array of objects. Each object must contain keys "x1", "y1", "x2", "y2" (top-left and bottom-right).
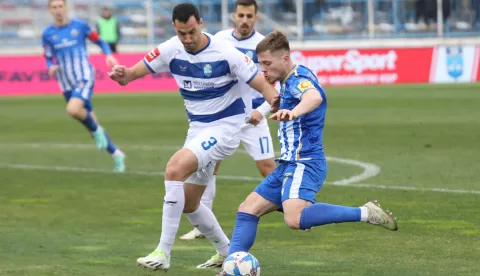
[
  {"x1": 2, "y1": 163, "x2": 480, "y2": 195},
  {"x1": 0, "y1": 142, "x2": 381, "y2": 185}
]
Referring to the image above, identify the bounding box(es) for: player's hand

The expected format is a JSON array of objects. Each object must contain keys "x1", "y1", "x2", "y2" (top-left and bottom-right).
[
  {"x1": 108, "y1": 64, "x2": 129, "y2": 86},
  {"x1": 269, "y1": 109, "x2": 298, "y2": 121},
  {"x1": 246, "y1": 110, "x2": 264, "y2": 126},
  {"x1": 105, "y1": 55, "x2": 118, "y2": 69},
  {"x1": 48, "y1": 65, "x2": 59, "y2": 76},
  {"x1": 270, "y1": 94, "x2": 280, "y2": 113}
]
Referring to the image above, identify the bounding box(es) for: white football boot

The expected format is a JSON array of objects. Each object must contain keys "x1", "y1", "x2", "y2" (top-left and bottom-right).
[
  {"x1": 136, "y1": 250, "x2": 170, "y2": 271},
  {"x1": 196, "y1": 253, "x2": 226, "y2": 269},
  {"x1": 179, "y1": 228, "x2": 205, "y2": 240},
  {"x1": 363, "y1": 200, "x2": 398, "y2": 231}
]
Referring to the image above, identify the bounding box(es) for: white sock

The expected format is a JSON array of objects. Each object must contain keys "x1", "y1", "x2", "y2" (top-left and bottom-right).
[
  {"x1": 201, "y1": 175, "x2": 216, "y2": 211},
  {"x1": 360, "y1": 207, "x2": 369, "y2": 222},
  {"x1": 185, "y1": 203, "x2": 230, "y2": 257},
  {"x1": 112, "y1": 149, "x2": 124, "y2": 157},
  {"x1": 156, "y1": 181, "x2": 185, "y2": 255}
]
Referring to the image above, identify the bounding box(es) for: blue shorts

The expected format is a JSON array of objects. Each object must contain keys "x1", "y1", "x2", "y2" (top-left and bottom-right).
[
  {"x1": 254, "y1": 160, "x2": 327, "y2": 207},
  {"x1": 63, "y1": 81, "x2": 95, "y2": 112}
]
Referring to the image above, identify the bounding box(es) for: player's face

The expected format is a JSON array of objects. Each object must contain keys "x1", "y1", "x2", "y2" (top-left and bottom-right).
[
  {"x1": 174, "y1": 16, "x2": 204, "y2": 52},
  {"x1": 49, "y1": 0, "x2": 67, "y2": 23},
  {"x1": 258, "y1": 50, "x2": 287, "y2": 84},
  {"x1": 232, "y1": 5, "x2": 258, "y2": 37}
]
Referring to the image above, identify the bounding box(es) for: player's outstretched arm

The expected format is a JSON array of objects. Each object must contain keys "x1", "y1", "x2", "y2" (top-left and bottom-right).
[
  {"x1": 270, "y1": 89, "x2": 323, "y2": 121},
  {"x1": 108, "y1": 60, "x2": 151, "y2": 86},
  {"x1": 248, "y1": 74, "x2": 279, "y2": 107}
]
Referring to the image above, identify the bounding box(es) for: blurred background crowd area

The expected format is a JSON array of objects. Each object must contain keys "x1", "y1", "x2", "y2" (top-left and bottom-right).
[{"x1": 1, "y1": 0, "x2": 479, "y2": 47}]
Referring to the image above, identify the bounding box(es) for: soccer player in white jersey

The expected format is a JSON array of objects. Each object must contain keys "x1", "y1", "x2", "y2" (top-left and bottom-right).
[
  {"x1": 107, "y1": 3, "x2": 279, "y2": 271},
  {"x1": 179, "y1": 0, "x2": 278, "y2": 247},
  {"x1": 42, "y1": 0, "x2": 126, "y2": 172}
]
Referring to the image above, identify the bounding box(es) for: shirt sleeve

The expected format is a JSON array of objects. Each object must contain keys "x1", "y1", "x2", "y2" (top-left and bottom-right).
[
  {"x1": 143, "y1": 38, "x2": 176, "y2": 73},
  {"x1": 291, "y1": 78, "x2": 316, "y2": 100},
  {"x1": 227, "y1": 46, "x2": 258, "y2": 84},
  {"x1": 41, "y1": 32, "x2": 54, "y2": 68}
]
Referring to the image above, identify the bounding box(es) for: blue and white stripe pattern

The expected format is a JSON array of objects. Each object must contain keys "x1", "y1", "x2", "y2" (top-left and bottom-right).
[
  {"x1": 215, "y1": 29, "x2": 268, "y2": 110},
  {"x1": 143, "y1": 34, "x2": 259, "y2": 125},
  {"x1": 277, "y1": 65, "x2": 327, "y2": 162},
  {"x1": 42, "y1": 19, "x2": 96, "y2": 93}
]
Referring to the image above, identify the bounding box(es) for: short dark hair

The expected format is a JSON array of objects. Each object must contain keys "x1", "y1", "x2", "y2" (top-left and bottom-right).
[
  {"x1": 256, "y1": 30, "x2": 290, "y2": 54},
  {"x1": 172, "y1": 3, "x2": 200, "y2": 23},
  {"x1": 235, "y1": 0, "x2": 258, "y2": 13}
]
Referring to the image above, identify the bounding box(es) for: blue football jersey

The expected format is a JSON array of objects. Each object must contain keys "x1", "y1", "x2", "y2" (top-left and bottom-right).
[
  {"x1": 42, "y1": 18, "x2": 97, "y2": 92},
  {"x1": 277, "y1": 65, "x2": 327, "y2": 162}
]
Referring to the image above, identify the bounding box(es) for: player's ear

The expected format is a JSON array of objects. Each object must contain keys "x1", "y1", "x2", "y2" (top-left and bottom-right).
[
  {"x1": 199, "y1": 18, "x2": 203, "y2": 26},
  {"x1": 231, "y1": 12, "x2": 236, "y2": 21}
]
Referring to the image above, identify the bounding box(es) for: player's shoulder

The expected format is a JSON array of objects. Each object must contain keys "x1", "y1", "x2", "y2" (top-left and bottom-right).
[
  {"x1": 214, "y1": 29, "x2": 233, "y2": 38},
  {"x1": 42, "y1": 24, "x2": 55, "y2": 36},
  {"x1": 252, "y1": 30, "x2": 265, "y2": 40},
  {"x1": 71, "y1": 18, "x2": 89, "y2": 25}
]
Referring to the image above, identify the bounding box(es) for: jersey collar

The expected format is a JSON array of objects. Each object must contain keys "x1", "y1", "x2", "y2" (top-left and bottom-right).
[
  {"x1": 231, "y1": 29, "x2": 256, "y2": 41},
  {"x1": 282, "y1": 64, "x2": 298, "y2": 84}
]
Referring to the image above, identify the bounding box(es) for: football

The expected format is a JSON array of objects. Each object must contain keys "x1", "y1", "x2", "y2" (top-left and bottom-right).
[{"x1": 221, "y1": 251, "x2": 260, "y2": 276}]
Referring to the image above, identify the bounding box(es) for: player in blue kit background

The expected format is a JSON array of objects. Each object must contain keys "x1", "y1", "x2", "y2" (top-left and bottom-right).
[
  {"x1": 42, "y1": 0, "x2": 126, "y2": 172},
  {"x1": 222, "y1": 31, "x2": 398, "y2": 268}
]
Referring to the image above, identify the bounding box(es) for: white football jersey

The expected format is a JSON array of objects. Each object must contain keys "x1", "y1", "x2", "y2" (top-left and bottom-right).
[
  {"x1": 143, "y1": 33, "x2": 258, "y2": 126},
  {"x1": 215, "y1": 29, "x2": 268, "y2": 111}
]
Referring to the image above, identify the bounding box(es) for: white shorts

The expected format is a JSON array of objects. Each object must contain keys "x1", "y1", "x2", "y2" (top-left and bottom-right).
[
  {"x1": 239, "y1": 119, "x2": 275, "y2": 161},
  {"x1": 184, "y1": 123, "x2": 241, "y2": 185}
]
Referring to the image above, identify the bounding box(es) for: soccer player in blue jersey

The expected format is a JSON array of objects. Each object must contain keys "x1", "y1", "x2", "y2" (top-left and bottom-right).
[
  {"x1": 107, "y1": 3, "x2": 279, "y2": 271},
  {"x1": 224, "y1": 30, "x2": 398, "y2": 263},
  {"x1": 42, "y1": 0, "x2": 125, "y2": 172}
]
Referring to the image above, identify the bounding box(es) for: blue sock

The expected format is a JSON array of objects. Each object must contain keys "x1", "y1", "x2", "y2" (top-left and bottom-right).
[
  {"x1": 105, "y1": 132, "x2": 117, "y2": 154},
  {"x1": 81, "y1": 112, "x2": 98, "y2": 132},
  {"x1": 300, "y1": 203, "x2": 361, "y2": 230},
  {"x1": 228, "y1": 212, "x2": 259, "y2": 255}
]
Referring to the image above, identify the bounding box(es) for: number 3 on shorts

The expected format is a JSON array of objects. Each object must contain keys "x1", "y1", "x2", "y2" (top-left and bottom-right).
[{"x1": 201, "y1": 137, "x2": 217, "y2": 150}]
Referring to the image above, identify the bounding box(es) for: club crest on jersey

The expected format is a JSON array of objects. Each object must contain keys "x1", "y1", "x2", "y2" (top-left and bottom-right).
[
  {"x1": 203, "y1": 64, "x2": 212, "y2": 77},
  {"x1": 446, "y1": 46, "x2": 463, "y2": 80},
  {"x1": 297, "y1": 80, "x2": 314, "y2": 92},
  {"x1": 246, "y1": 51, "x2": 254, "y2": 59},
  {"x1": 71, "y1": 29, "x2": 78, "y2": 37}
]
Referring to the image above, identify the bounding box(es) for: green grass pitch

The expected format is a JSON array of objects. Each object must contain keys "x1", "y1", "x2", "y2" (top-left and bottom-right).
[{"x1": 0, "y1": 83, "x2": 479, "y2": 276}]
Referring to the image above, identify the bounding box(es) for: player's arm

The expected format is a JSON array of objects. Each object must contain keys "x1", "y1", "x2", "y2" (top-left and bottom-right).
[
  {"x1": 109, "y1": 41, "x2": 173, "y2": 86},
  {"x1": 248, "y1": 73, "x2": 277, "y2": 106},
  {"x1": 270, "y1": 80, "x2": 323, "y2": 121},
  {"x1": 87, "y1": 30, "x2": 112, "y2": 55},
  {"x1": 227, "y1": 47, "x2": 279, "y2": 106},
  {"x1": 42, "y1": 33, "x2": 59, "y2": 76}
]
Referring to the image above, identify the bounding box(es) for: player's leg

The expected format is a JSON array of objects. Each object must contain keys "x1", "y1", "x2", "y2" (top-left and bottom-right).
[
  {"x1": 137, "y1": 125, "x2": 239, "y2": 271},
  {"x1": 179, "y1": 161, "x2": 220, "y2": 241},
  {"x1": 227, "y1": 165, "x2": 285, "y2": 255},
  {"x1": 89, "y1": 111, "x2": 126, "y2": 172},
  {"x1": 183, "y1": 172, "x2": 231, "y2": 269},
  {"x1": 69, "y1": 84, "x2": 126, "y2": 172},
  {"x1": 66, "y1": 86, "x2": 107, "y2": 150},
  {"x1": 240, "y1": 123, "x2": 276, "y2": 177},
  {"x1": 280, "y1": 160, "x2": 398, "y2": 231},
  {"x1": 136, "y1": 147, "x2": 199, "y2": 271}
]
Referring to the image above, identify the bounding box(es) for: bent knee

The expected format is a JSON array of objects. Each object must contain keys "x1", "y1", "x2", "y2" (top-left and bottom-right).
[
  {"x1": 284, "y1": 215, "x2": 301, "y2": 229},
  {"x1": 66, "y1": 102, "x2": 83, "y2": 118}
]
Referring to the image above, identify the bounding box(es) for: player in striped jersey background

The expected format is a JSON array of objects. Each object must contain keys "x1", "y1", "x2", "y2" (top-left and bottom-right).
[{"x1": 42, "y1": 0, "x2": 126, "y2": 173}]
